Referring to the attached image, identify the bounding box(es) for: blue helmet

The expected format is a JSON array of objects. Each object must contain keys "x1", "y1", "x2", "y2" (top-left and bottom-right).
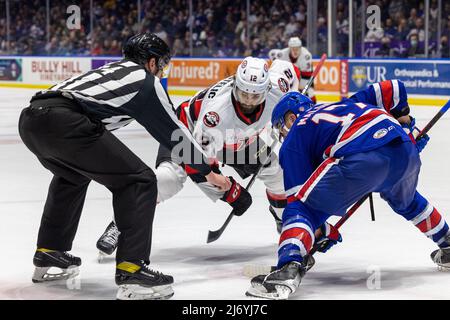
[{"x1": 271, "y1": 92, "x2": 314, "y2": 129}]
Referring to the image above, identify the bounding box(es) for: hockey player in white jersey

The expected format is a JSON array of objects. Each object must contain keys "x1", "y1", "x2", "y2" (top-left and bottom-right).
[
  {"x1": 96, "y1": 57, "x2": 301, "y2": 257},
  {"x1": 275, "y1": 37, "x2": 316, "y2": 103}
]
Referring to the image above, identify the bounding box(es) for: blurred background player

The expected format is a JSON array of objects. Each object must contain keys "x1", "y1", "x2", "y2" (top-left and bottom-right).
[
  {"x1": 96, "y1": 56, "x2": 302, "y2": 257},
  {"x1": 18, "y1": 32, "x2": 229, "y2": 300},
  {"x1": 275, "y1": 37, "x2": 316, "y2": 103},
  {"x1": 247, "y1": 92, "x2": 450, "y2": 300}
]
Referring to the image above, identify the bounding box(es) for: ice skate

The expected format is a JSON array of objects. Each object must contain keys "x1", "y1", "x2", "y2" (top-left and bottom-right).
[
  {"x1": 245, "y1": 261, "x2": 306, "y2": 300},
  {"x1": 115, "y1": 261, "x2": 174, "y2": 300},
  {"x1": 32, "y1": 249, "x2": 81, "y2": 283},
  {"x1": 96, "y1": 221, "x2": 120, "y2": 262},
  {"x1": 431, "y1": 236, "x2": 450, "y2": 271}
]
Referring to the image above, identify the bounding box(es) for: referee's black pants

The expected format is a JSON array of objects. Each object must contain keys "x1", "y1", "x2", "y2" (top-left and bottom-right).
[{"x1": 18, "y1": 98, "x2": 156, "y2": 263}]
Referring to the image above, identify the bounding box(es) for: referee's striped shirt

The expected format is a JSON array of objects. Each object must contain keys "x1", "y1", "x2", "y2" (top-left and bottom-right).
[{"x1": 32, "y1": 59, "x2": 211, "y2": 175}]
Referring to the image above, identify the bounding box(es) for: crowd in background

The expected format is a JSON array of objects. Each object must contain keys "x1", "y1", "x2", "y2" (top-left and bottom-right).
[{"x1": 0, "y1": 0, "x2": 449, "y2": 58}]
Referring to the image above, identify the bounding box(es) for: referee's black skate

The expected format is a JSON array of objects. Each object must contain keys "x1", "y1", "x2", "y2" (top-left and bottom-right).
[
  {"x1": 96, "y1": 221, "x2": 120, "y2": 262},
  {"x1": 32, "y1": 249, "x2": 81, "y2": 283},
  {"x1": 431, "y1": 235, "x2": 450, "y2": 270},
  {"x1": 115, "y1": 261, "x2": 174, "y2": 300},
  {"x1": 246, "y1": 261, "x2": 306, "y2": 300}
]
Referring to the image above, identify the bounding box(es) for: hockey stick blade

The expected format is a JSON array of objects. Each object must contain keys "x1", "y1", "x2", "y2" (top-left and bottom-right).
[{"x1": 207, "y1": 210, "x2": 235, "y2": 243}]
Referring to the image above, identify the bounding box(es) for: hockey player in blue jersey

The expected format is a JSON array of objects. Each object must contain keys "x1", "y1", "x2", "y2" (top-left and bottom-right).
[{"x1": 246, "y1": 91, "x2": 450, "y2": 300}]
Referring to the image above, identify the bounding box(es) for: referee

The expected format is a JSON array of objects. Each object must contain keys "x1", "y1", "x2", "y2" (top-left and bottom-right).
[{"x1": 18, "y1": 33, "x2": 230, "y2": 300}]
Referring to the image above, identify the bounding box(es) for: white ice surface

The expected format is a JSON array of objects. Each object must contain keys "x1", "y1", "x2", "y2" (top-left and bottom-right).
[{"x1": 0, "y1": 87, "x2": 449, "y2": 300}]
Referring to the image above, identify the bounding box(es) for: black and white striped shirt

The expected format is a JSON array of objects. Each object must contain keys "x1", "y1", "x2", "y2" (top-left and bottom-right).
[{"x1": 33, "y1": 59, "x2": 212, "y2": 175}]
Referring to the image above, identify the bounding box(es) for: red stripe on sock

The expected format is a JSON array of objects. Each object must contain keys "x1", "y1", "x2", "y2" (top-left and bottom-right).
[
  {"x1": 416, "y1": 209, "x2": 442, "y2": 233},
  {"x1": 279, "y1": 227, "x2": 313, "y2": 251}
]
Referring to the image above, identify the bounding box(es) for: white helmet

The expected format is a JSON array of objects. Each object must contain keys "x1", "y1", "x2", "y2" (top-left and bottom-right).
[
  {"x1": 288, "y1": 37, "x2": 302, "y2": 48},
  {"x1": 268, "y1": 49, "x2": 280, "y2": 61},
  {"x1": 233, "y1": 57, "x2": 271, "y2": 112}
]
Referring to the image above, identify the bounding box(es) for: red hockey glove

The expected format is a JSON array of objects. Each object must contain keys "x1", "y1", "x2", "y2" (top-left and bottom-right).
[{"x1": 220, "y1": 177, "x2": 252, "y2": 216}]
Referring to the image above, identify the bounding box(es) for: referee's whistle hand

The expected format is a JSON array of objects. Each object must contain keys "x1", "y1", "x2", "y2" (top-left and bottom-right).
[{"x1": 205, "y1": 172, "x2": 231, "y2": 192}]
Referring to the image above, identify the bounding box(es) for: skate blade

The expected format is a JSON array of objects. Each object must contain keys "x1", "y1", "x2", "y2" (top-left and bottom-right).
[
  {"x1": 245, "y1": 284, "x2": 291, "y2": 300},
  {"x1": 32, "y1": 266, "x2": 80, "y2": 283},
  {"x1": 116, "y1": 284, "x2": 174, "y2": 300},
  {"x1": 97, "y1": 250, "x2": 112, "y2": 263},
  {"x1": 437, "y1": 264, "x2": 450, "y2": 272}
]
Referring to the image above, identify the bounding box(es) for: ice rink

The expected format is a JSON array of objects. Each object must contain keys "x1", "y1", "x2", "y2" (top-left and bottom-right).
[{"x1": 0, "y1": 87, "x2": 449, "y2": 300}]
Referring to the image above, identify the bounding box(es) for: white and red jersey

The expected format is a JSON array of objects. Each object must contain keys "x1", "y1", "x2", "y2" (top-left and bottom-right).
[
  {"x1": 176, "y1": 64, "x2": 299, "y2": 161},
  {"x1": 276, "y1": 47, "x2": 315, "y2": 100},
  {"x1": 269, "y1": 59, "x2": 301, "y2": 93}
]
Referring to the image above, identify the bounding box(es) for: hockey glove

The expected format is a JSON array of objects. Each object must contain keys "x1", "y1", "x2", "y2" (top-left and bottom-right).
[
  {"x1": 316, "y1": 222, "x2": 342, "y2": 253},
  {"x1": 402, "y1": 116, "x2": 430, "y2": 153},
  {"x1": 220, "y1": 176, "x2": 252, "y2": 216}
]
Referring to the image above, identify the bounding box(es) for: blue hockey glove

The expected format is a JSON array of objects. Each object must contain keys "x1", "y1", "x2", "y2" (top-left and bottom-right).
[
  {"x1": 401, "y1": 116, "x2": 430, "y2": 153},
  {"x1": 316, "y1": 222, "x2": 342, "y2": 253}
]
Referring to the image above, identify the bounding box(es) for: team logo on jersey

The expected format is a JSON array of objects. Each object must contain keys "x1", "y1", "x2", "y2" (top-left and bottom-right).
[
  {"x1": 278, "y1": 78, "x2": 289, "y2": 93},
  {"x1": 203, "y1": 111, "x2": 220, "y2": 128},
  {"x1": 373, "y1": 128, "x2": 388, "y2": 139},
  {"x1": 352, "y1": 66, "x2": 367, "y2": 88}
]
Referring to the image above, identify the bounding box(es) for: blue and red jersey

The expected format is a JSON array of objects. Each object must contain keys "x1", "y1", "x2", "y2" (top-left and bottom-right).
[
  {"x1": 279, "y1": 100, "x2": 410, "y2": 199},
  {"x1": 349, "y1": 79, "x2": 410, "y2": 118}
]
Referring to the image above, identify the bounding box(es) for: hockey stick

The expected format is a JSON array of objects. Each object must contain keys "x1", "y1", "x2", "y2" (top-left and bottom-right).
[
  {"x1": 243, "y1": 99, "x2": 450, "y2": 276},
  {"x1": 206, "y1": 54, "x2": 328, "y2": 244},
  {"x1": 416, "y1": 99, "x2": 450, "y2": 140}
]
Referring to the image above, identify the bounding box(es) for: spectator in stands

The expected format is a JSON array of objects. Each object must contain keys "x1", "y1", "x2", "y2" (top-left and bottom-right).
[
  {"x1": 396, "y1": 18, "x2": 410, "y2": 41},
  {"x1": 285, "y1": 16, "x2": 300, "y2": 38},
  {"x1": 295, "y1": 4, "x2": 307, "y2": 23},
  {"x1": 154, "y1": 23, "x2": 168, "y2": 44},
  {"x1": 384, "y1": 18, "x2": 398, "y2": 39},
  {"x1": 317, "y1": 16, "x2": 327, "y2": 55},
  {"x1": 378, "y1": 36, "x2": 395, "y2": 57},
  {"x1": 91, "y1": 41, "x2": 104, "y2": 56},
  {"x1": 408, "y1": 18, "x2": 425, "y2": 42},
  {"x1": 405, "y1": 33, "x2": 425, "y2": 58},
  {"x1": 440, "y1": 35, "x2": 450, "y2": 58},
  {"x1": 336, "y1": 10, "x2": 349, "y2": 56},
  {"x1": 408, "y1": 8, "x2": 420, "y2": 29},
  {"x1": 443, "y1": 18, "x2": 450, "y2": 40},
  {"x1": 388, "y1": 0, "x2": 405, "y2": 20}
]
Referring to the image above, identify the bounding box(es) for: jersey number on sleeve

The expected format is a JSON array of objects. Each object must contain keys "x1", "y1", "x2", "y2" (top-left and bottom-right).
[{"x1": 299, "y1": 103, "x2": 366, "y2": 127}]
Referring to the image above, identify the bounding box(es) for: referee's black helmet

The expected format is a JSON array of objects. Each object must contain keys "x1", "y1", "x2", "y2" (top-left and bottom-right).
[{"x1": 123, "y1": 33, "x2": 171, "y2": 70}]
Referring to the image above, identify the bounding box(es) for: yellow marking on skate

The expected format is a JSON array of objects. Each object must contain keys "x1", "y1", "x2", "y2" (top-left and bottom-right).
[
  {"x1": 36, "y1": 248, "x2": 56, "y2": 253},
  {"x1": 117, "y1": 262, "x2": 141, "y2": 273}
]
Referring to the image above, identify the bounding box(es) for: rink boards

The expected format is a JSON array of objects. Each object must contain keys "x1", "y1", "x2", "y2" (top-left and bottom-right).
[{"x1": 1, "y1": 56, "x2": 450, "y2": 106}]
